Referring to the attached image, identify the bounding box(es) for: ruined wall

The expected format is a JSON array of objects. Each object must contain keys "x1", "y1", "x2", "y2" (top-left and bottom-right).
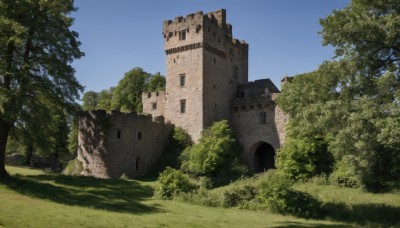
[
  {"x1": 77, "y1": 110, "x2": 171, "y2": 178},
  {"x1": 142, "y1": 91, "x2": 166, "y2": 119}
]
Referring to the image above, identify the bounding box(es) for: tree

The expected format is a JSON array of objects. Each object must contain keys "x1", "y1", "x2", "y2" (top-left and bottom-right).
[
  {"x1": 147, "y1": 72, "x2": 166, "y2": 92},
  {"x1": 82, "y1": 91, "x2": 99, "y2": 111},
  {"x1": 96, "y1": 87, "x2": 114, "y2": 111},
  {"x1": 277, "y1": 0, "x2": 400, "y2": 190},
  {"x1": 180, "y1": 120, "x2": 247, "y2": 186},
  {"x1": 111, "y1": 67, "x2": 151, "y2": 113},
  {"x1": 0, "y1": 0, "x2": 83, "y2": 178}
]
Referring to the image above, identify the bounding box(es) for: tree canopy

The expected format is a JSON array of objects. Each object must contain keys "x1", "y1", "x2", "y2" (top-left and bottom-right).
[
  {"x1": 0, "y1": 0, "x2": 83, "y2": 177},
  {"x1": 277, "y1": 0, "x2": 400, "y2": 190},
  {"x1": 81, "y1": 68, "x2": 165, "y2": 113}
]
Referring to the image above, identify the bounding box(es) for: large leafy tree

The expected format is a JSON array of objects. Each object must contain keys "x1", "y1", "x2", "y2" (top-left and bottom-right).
[
  {"x1": 0, "y1": 0, "x2": 83, "y2": 178},
  {"x1": 278, "y1": 0, "x2": 400, "y2": 190},
  {"x1": 111, "y1": 67, "x2": 151, "y2": 112}
]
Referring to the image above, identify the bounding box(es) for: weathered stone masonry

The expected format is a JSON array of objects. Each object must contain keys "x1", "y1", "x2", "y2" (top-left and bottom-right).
[{"x1": 78, "y1": 9, "x2": 288, "y2": 178}]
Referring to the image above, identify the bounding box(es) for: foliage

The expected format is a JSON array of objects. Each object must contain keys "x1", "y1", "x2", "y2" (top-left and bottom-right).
[
  {"x1": 82, "y1": 91, "x2": 99, "y2": 111},
  {"x1": 62, "y1": 158, "x2": 83, "y2": 176},
  {"x1": 0, "y1": 0, "x2": 84, "y2": 177},
  {"x1": 146, "y1": 72, "x2": 166, "y2": 92},
  {"x1": 156, "y1": 167, "x2": 195, "y2": 199},
  {"x1": 111, "y1": 67, "x2": 151, "y2": 113},
  {"x1": 275, "y1": 137, "x2": 333, "y2": 181},
  {"x1": 258, "y1": 170, "x2": 323, "y2": 219},
  {"x1": 96, "y1": 88, "x2": 115, "y2": 111},
  {"x1": 221, "y1": 185, "x2": 257, "y2": 208},
  {"x1": 180, "y1": 120, "x2": 247, "y2": 186},
  {"x1": 277, "y1": 0, "x2": 400, "y2": 190}
]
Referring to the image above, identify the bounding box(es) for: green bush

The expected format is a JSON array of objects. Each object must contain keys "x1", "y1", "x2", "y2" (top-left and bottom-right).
[
  {"x1": 330, "y1": 155, "x2": 363, "y2": 188},
  {"x1": 221, "y1": 185, "x2": 257, "y2": 208},
  {"x1": 149, "y1": 127, "x2": 192, "y2": 175},
  {"x1": 180, "y1": 120, "x2": 248, "y2": 186},
  {"x1": 156, "y1": 167, "x2": 196, "y2": 199},
  {"x1": 276, "y1": 138, "x2": 333, "y2": 181},
  {"x1": 258, "y1": 170, "x2": 323, "y2": 219},
  {"x1": 62, "y1": 159, "x2": 83, "y2": 176}
]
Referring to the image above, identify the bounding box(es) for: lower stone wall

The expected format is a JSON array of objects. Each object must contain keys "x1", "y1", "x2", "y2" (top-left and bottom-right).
[
  {"x1": 231, "y1": 96, "x2": 287, "y2": 170},
  {"x1": 78, "y1": 110, "x2": 172, "y2": 178}
]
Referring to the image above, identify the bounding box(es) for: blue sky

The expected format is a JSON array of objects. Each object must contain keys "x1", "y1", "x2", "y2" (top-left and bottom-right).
[{"x1": 71, "y1": 0, "x2": 350, "y2": 93}]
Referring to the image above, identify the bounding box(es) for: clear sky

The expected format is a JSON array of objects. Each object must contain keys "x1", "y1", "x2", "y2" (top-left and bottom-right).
[{"x1": 71, "y1": 0, "x2": 350, "y2": 93}]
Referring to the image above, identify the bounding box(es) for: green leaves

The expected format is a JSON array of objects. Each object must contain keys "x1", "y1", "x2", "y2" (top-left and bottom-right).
[{"x1": 278, "y1": 0, "x2": 400, "y2": 190}]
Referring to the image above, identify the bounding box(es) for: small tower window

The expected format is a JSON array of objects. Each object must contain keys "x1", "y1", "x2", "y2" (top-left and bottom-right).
[
  {"x1": 233, "y1": 65, "x2": 238, "y2": 79},
  {"x1": 260, "y1": 111, "x2": 267, "y2": 125},
  {"x1": 180, "y1": 74, "x2": 186, "y2": 87},
  {"x1": 117, "y1": 130, "x2": 121, "y2": 139},
  {"x1": 180, "y1": 99, "x2": 186, "y2": 113},
  {"x1": 147, "y1": 92, "x2": 151, "y2": 98},
  {"x1": 138, "y1": 131, "x2": 142, "y2": 140},
  {"x1": 152, "y1": 102, "x2": 157, "y2": 110},
  {"x1": 179, "y1": 30, "x2": 186, "y2": 40}
]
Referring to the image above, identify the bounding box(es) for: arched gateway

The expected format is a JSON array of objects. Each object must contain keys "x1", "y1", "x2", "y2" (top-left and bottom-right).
[{"x1": 250, "y1": 141, "x2": 275, "y2": 172}]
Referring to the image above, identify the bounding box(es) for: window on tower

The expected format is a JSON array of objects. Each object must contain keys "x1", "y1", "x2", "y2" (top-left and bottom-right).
[
  {"x1": 180, "y1": 99, "x2": 186, "y2": 113},
  {"x1": 179, "y1": 30, "x2": 186, "y2": 40},
  {"x1": 180, "y1": 74, "x2": 186, "y2": 87}
]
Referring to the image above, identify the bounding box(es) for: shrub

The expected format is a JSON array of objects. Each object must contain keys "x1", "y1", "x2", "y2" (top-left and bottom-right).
[
  {"x1": 149, "y1": 127, "x2": 191, "y2": 175},
  {"x1": 330, "y1": 155, "x2": 363, "y2": 188},
  {"x1": 221, "y1": 185, "x2": 257, "y2": 208},
  {"x1": 62, "y1": 159, "x2": 83, "y2": 176},
  {"x1": 258, "y1": 170, "x2": 323, "y2": 219},
  {"x1": 156, "y1": 167, "x2": 196, "y2": 199},
  {"x1": 275, "y1": 138, "x2": 333, "y2": 181},
  {"x1": 180, "y1": 120, "x2": 248, "y2": 186}
]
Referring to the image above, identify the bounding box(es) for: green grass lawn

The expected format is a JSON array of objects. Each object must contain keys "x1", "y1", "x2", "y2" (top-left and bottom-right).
[{"x1": 0, "y1": 166, "x2": 398, "y2": 227}]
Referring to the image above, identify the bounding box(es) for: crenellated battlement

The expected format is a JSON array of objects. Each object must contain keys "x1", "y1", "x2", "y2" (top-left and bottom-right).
[{"x1": 162, "y1": 9, "x2": 248, "y2": 50}]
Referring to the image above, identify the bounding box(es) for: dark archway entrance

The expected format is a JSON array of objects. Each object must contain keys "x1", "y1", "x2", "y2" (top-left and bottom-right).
[{"x1": 254, "y1": 143, "x2": 275, "y2": 172}]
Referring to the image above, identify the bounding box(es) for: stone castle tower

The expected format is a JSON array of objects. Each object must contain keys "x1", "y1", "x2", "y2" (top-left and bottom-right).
[{"x1": 78, "y1": 9, "x2": 287, "y2": 178}]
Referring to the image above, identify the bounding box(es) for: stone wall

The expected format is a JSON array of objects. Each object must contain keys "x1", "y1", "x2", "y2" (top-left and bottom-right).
[
  {"x1": 77, "y1": 110, "x2": 172, "y2": 178},
  {"x1": 142, "y1": 91, "x2": 166, "y2": 119},
  {"x1": 163, "y1": 11, "x2": 205, "y2": 141},
  {"x1": 230, "y1": 80, "x2": 287, "y2": 170}
]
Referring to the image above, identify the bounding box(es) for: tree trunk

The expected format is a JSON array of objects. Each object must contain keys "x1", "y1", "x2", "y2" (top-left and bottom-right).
[
  {"x1": 25, "y1": 144, "x2": 33, "y2": 166},
  {"x1": 0, "y1": 120, "x2": 12, "y2": 178}
]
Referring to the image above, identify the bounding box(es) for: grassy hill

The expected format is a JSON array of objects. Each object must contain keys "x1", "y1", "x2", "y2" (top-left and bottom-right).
[{"x1": 0, "y1": 166, "x2": 399, "y2": 227}]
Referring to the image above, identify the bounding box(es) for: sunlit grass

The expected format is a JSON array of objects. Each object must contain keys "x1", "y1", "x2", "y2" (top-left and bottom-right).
[{"x1": 1, "y1": 166, "x2": 398, "y2": 227}]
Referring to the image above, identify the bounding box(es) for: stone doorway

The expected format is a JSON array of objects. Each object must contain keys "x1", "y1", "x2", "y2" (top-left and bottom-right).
[{"x1": 253, "y1": 142, "x2": 275, "y2": 172}]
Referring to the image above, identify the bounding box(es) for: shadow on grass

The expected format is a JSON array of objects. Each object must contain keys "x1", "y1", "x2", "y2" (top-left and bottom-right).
[
  {"x1": 322, "y1": 202, "x2": 400, "y2": 227},
  {"x1": 273, "y1": 221, "x2": 347, "y2": 228},
  {"x1": 1, "y1": 174, "x2": 161, "y2": 214}
]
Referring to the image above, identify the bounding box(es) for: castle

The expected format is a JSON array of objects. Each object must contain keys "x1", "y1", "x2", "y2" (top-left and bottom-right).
[{"x1": 77, "y1": 9, "x2": 287, "y2": 178}]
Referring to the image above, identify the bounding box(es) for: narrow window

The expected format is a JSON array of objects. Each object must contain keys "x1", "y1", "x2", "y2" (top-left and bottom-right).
[
  {"x1": 138, "y1": 131, "x2": 142, "y2": 140},
  {"x1": 260, "y1": 111, "x2": 267, "y2": 124},
  {"x1": 180, "y1": 99, "x2": 186, "y2": 113},
  {"x1": 156, "y1": 92, "x2": 159, "y2": 96},
  {"x1": 117, "y1": 130, "x2": 121, "y2": 139},
  {"x1": 152, "y1": 102, "x2": 157, "y2": 110},
  {"x1": 214, "y1": 84, "x2": 216, "y2": 90},
  {"x1": 179, "y1": 30, "x2": 186, "y2": 40},
  {"x1": 135, "y1": 158, "x2": 139, "y2": 171},
  {"x1": 214, "y1": 58, "x2": 216, "y2": 64},
  {"x1": 233, "y1": 65, "x2": 238, "y2": 79},
  {"x1": 179, "y1": 74, "x2": 186, "y2": 87},
  {"x1": 147, "y1": 92, "x2": 151, "y2": 98},
  {"x1": 241, "y1": 91, "x2": 245, "y2": 98},
  {"x1": 215, "y1": 103, "x2": 217, "y2": 108}
]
